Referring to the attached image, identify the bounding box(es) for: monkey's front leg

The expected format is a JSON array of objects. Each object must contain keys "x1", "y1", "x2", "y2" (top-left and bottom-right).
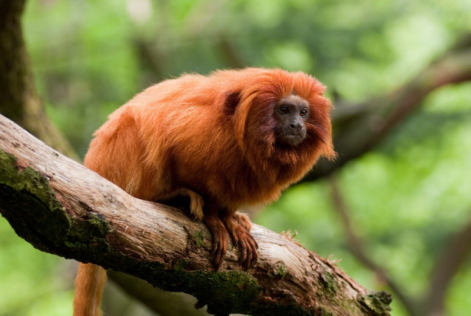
[{"x1": 220, "y1": 210, "x2": 258, "y2": 269}]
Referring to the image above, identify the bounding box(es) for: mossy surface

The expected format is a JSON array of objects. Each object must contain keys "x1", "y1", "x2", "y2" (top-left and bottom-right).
[
  {"x1": 320, "y1": 271, "x2": 339, "y2": 296},
  {"x1": 359, "y1": 290, "x2": 392, "y2": 315},
  {"x1": 170, "y1": 270, "x2": 260, "y2": 314},
  {"x1": 268, "y1": 262, "x2": 288, "y2": 279},
  {"x1": 194, "y1": 230, "x2": 205, "y2": 247},
  {"x1": 0, "y1": 150, "x2": 111, "y2": 259},
  {"x1": 0, "y1": 151, "x2": 71, "y2": 254}
]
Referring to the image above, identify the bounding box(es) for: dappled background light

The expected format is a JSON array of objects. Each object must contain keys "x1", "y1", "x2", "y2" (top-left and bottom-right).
[{"x1": 1, "y1": 0, "x2": 470, "y2": 315}]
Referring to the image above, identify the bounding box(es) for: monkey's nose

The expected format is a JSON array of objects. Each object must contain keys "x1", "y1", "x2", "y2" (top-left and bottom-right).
[{"x1": 290, "y1": 121, "x2": 302, "y2": 131}]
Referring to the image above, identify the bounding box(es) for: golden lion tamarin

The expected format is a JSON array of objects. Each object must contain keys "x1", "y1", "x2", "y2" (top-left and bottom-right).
[{"x1": 73, "y1": 68, "x2": 335, "y2": 316}]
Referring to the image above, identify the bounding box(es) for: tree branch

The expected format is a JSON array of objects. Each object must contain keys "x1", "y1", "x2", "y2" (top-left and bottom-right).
[
  {"x1": 305, "y1": 34, "x2": 471, "y2": 181},
  {"x1": 328, "y1": 177, "x2": 418, "y2": 316},
  {"x1": 0, "y1": 114, "x2": 391, "y2": 316},
  {"x1": 426, "y1": 212, "x2": 471, "y2": 315}
]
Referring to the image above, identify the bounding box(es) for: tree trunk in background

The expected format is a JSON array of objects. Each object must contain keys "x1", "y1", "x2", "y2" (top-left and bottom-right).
[{"x1": 0, "y1": 0, "x2": 77, "y2": 160}]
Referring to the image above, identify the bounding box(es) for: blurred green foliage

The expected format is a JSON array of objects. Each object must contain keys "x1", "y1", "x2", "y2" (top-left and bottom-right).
[{"x1": 1, "y1": 0, "x2": 471, "y2": 315}]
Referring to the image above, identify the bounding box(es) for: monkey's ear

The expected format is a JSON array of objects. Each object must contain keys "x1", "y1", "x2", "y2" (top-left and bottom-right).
[{"x1": 223, "y1": 91, "x2": 241, "y2": 116}]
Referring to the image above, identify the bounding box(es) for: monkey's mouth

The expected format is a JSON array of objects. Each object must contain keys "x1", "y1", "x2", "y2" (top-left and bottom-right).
[{"x1": 277, "y1": 133, "x2": 305, "y2": 147}]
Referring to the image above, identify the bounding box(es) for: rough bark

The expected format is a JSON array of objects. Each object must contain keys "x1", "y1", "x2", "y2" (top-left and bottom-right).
[{"x1": 0, "y1": 114, "x2": 391, "y2": 315}]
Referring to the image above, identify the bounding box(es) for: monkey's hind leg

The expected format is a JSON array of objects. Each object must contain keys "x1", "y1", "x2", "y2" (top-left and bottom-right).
[
  {"x1": 233, "y1": 212, "x2": 252, "y2": 231},
  {"x1": 220, "y1": 211, "x2": 258, "y2": 270},
  {"x1": 156, "y1": 188, "x2": 204, "y2": 220}
]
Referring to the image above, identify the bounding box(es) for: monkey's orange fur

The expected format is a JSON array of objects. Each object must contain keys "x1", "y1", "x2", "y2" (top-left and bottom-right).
[
  {"x1": 73, "y1": 68, "x2": 335, "y2": 316},
  {"x1": 86, "y1": 68, "x2": 334, "y2": 205}
]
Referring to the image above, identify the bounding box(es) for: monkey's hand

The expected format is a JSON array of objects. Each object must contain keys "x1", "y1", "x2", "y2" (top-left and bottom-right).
[{"x1": 221, "y1": 212, "x2": 258, "y2": 270}]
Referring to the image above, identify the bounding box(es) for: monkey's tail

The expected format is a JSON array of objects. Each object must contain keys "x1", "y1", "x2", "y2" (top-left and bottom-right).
[{"x1": 73, "y1": 263, "x2": 107, "y2": 316}]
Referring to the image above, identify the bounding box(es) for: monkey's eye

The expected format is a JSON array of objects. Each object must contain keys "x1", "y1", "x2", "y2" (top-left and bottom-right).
[
  {"x1": 278, "y1": 106, "x2": 289, "y2": 115},
  {"x1": 300, "y1": 108, "x2": 309, "y2": 118}
]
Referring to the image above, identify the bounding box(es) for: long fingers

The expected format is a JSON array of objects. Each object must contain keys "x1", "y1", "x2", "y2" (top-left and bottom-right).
[
  {"x1": 204, "y1": 214, "x2": 229, "y2": 271},
  {"x1": 210, "y1": 228, "x2": 228, "y2": 271},
  {"x1": 225, "y1": 221, "x2": 258, "y2": 270},
  {"x1": 236, "y1": 228, "x2": 258, "y2": 270}
]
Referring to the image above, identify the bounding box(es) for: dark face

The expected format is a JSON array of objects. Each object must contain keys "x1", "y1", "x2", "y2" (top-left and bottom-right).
[{"x1": 274, "y1": 95, "x2": 309, "y2": 147}]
